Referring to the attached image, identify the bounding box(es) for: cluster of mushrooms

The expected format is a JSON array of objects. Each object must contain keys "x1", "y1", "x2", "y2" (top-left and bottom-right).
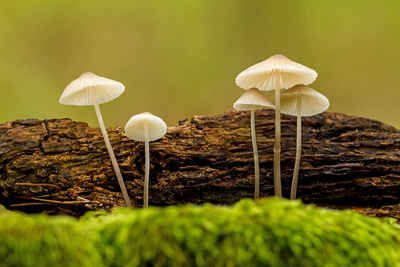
[
  {"x1": 58, "y1": 54, "x2": 329, "y2": 208},
  {"x1": 234, "y1": 54, "x2": 329, "y2": 200}
]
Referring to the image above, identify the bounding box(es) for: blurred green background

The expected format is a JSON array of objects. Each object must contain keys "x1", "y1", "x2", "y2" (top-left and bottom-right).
[{"x1": 0, "y1": 0, "x2": 399, "y2": 128}]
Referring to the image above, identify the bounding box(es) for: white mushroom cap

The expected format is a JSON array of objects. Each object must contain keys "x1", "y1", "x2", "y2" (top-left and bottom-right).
[
  {"x1": 280, "y1": 85, "x2": 329, "y2": 116},
  {"x1": 59, "y1": 72, "x2": 125, "y2": 106},
  {"x1": 124, "y1": 112, "x2": 167, "y2": 142},
  {"x1": 235, "y1": 54, "x2": 318, "y2": 91},
  {"x1": 233, "y1": 88, "x2": 274, "y2": 111}
]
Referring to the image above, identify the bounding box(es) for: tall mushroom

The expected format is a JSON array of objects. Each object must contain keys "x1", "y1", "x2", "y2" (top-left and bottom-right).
[
  {"x1": 124, "y1": 112, "x2": 167, "y2": 208},
  {"x1": 279, "y1": 85, "x2": 329, "y2": 199},
  {"x1": 59, "y1": 72, "x2": 132, "y2": 207},
  {"x1": 235, "y1": 54, "x2": 317, "y2": 198},
  {"x1": 233, "y1": 88, "x2": 274, "y2": 199}
]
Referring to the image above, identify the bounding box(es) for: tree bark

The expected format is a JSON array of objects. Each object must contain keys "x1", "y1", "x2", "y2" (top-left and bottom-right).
[{"x1": 0, "y1": 110, "x2": 399, "y2": 219}]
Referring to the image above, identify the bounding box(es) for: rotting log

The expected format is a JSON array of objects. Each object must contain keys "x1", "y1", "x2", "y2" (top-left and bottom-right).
[{"x1": 0, "y1": 110, "x2": 399, "y2": 218}]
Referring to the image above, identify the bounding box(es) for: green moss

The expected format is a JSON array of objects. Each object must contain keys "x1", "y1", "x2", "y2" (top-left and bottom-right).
[
  {"x1": 0, "y1": 204, "x2": 7, "y2": 213},
  {"x1": 0, "y1": 212, "x2": 104, "y2": 267},
  {"x1": 88, "y1": 199, "x2": 400, "y2": 267},
  {"x1": 1, "y1": 198, "x2": 400, "y2": 267}
]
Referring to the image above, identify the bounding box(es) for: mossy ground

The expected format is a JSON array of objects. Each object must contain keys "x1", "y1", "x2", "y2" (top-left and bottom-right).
[{"x1": 1, "y1": 198, "x2": 400, "y2": 267}]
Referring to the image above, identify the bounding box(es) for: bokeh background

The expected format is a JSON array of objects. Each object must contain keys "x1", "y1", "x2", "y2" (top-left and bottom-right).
[{"x1": 1, "y1": 0, "x2": 399, "y2": 128}]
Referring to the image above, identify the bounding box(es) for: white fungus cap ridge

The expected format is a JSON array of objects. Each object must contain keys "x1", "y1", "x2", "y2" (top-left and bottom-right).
[
  {"x1": 235, "y1": 54, "x2": 318, "y2": 91},
  {"x1": 125, "y1": 112, "x2": 167, "y2": 142},
  {"x1": 280, "y1": 85, "x2": 330, "y2": 117},
  {"x1": 59, "y1": 72, "x2": 125, "y2": 106},
  {"x1": 233, "y1": 88, "x2": 275, "y2": 111}
]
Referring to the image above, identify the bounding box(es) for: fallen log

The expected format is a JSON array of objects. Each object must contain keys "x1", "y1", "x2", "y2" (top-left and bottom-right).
[{"x1": 0, "y1": 110, "x2": 399, "y2": 218}]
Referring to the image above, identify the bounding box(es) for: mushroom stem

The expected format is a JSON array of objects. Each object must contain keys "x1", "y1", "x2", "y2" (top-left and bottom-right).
[
  {"x1": 144, "y1": 124, "x2": 150, "y2": 208},
  {"x1": 290, "y1": 96, "x2": 302, "y2": 200},
  {"x1": 274, "y1": 87, "x2": 283, "y2": 198},
  {"x1": 92, "y1": 95, "x2": 132, "y2": 207},
  {"x1": 250, "y1": 108, "x2": 260, "y2": 200}
]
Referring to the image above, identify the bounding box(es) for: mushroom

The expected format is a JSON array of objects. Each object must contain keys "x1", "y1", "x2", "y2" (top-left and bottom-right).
[
  {"x1": 59, "y1": 72, "x2": 132, "y2": 207},
  {"x1": 233, "y1": 88, "x2": 274, "y2": 199},
  {"x1": 279, "y1": 85, "x2": 329, "y2": 199},
  {"x1": 124, "y1": 112, "x2": 167, "y2": 208},
  {"x1": 235, "y1": 54, "x2": 317, "y2": 198}
]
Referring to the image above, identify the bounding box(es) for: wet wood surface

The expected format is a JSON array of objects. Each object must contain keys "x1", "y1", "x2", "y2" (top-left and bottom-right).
[{"x1": 0, "y1": 110, "x2": 399, "y2": 219}]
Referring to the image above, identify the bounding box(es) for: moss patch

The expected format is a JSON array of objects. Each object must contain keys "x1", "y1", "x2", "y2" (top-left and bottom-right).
[
  {"x1": 0, "y1": 212, "x2": 104, "y2": 267},
  {"x1": 1, "y1": 198, "x2": 400, "y2": 266}
]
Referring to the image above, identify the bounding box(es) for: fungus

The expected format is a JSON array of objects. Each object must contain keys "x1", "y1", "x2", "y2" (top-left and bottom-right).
[
  {"x1": 280, "y1": 85, "x2": 329, "y2": 199},
  {"x1": 124, "y1": 112, "x2": 167, "y2": 208},
  {"x1": 234, "y1": 88, "x2": 274, "y2": 199},
  {"x1": 59, "y1": 72, "x2": 132, "y2": 207},
  {"x1": 235, "y1": 54, "x2": 317, "y2": 197}
]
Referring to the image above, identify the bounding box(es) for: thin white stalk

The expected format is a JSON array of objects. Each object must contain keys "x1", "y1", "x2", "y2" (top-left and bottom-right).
[
  {"x1": 290, "y1": 96, "x2": 302, "y2": 200},
  {"x1": 91, "y1": 94, "x2": 132, "y2": 207},
  {"x1": 144, "y1": 123, "x2": 150, "y2": 208},
  {"x1": 250, "y1": 108, "x2": 260, "y2": 200},
  {"x1": 274, "y1": 86, "x2": 282, "y2": 198}
]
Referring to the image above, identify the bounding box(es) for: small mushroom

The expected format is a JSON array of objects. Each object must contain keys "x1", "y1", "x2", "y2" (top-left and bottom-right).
[
  {"x1": 234, "y1": 88, "x2": 274, "y2": 199},
  {"x1": 59, "y1": 72, "x2": 132, "y2": 207},
  {"x1": 124, "y1": 112, "x2": 167, "y2": 208},
  {"x1": 235, "y1": 54, "x2": 318, "y2": 198},
  {"x1": 279, "y1": 85, "x2": 329, "y2": 199}
]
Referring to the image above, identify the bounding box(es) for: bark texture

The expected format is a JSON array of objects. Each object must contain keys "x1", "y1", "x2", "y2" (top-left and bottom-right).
[{"x1": 0, "y1": 110, "x2": 399, "y2": 218}]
